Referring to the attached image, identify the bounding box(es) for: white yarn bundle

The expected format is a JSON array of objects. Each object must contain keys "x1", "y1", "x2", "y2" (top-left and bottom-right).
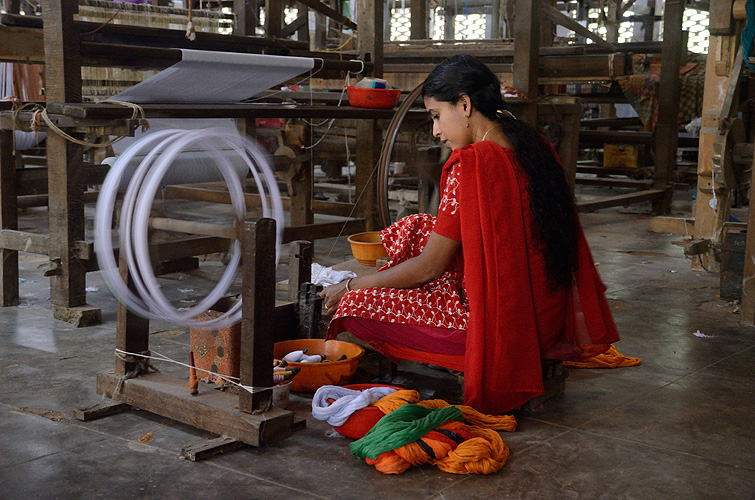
[{"x1": 311, "y1": 385, "x2": 397, "y2": 427}]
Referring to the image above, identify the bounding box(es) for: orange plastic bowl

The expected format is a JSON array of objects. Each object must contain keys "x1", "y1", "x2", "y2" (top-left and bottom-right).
[
  {"x1": 333, "y1": 384, "x2": 403, "y2": 439},
  {"x1": 346, "y1": 86, "x2": 401, "y2": 109},
  {"x1": 347, "y1": 231, "x2": 388, "y2": 266},
  {"x1": 273, "y1": 339, "x2": 365, "y2": 392}
]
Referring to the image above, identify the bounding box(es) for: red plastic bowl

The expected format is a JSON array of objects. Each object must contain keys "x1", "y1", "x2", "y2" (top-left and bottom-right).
[
  {"x1": 346, "y1": 86, "x2": 401, "y2": 109},
  {"x1": 332, "y1": 384, "x2": 403, "y2": 439}
]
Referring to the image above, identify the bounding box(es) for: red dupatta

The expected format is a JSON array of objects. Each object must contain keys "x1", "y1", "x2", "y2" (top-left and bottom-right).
[{"x1": 448, "y1": 141, "x2": 619, "y2": 414}]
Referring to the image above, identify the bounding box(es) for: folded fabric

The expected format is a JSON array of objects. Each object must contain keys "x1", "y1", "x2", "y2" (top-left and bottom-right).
[
  {"x1": 563, "y1": 344, "x2": 641, "y2": 368},
  {"x1": 311, "y1": 263, "x2": 356, "y2": 287}
]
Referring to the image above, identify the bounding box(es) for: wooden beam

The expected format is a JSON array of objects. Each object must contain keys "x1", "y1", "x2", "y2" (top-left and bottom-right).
[
  {"x1": 297, "y1": 0, "x2": 358, "y2": 30},
  {"x1": 0, "y1": 26, "x2": 45, "y2": 63},
  {"x1": 149, "y1": 236, "x2": 230, "y2": 262},
  {"x1": 280, "y1": 12, "x2": 309, "y2": 39},
  {"x1": 149, "y1": 217, "x2": 239, "y2": 241},
  {"x1": 540, "y1": 2, "x2": 616, "y2": 52},
  {"x1": 282, "y1": 219, "x2": 366, "y2": 242},
  {"x1": 72, "y1": 400, "x2": 130, "y2": 422},
  {"x1": 576, "y1": 189, "x2": 666, "y2": 212},
  {"x1": 619, "y1": 0, "x2": 640, "y2": 16},
  {"x1": 648, "y1": 216, "x2": 695, "y2": 235},
  {"x1": 0, "y1": 230, "x2": 49, "y2": 255},
  {"x1": 97, "y1": 372, "x2": 294, "y2": 446},
  {"x1": 181, "y1": 437, "x2": 243, "y2": 462},
  {"x1": 162, "y1": 184, "x2": 357, "y2": 218},
  {"x1": 575, "y1": 177, "x2": 652, "y2": 189}
]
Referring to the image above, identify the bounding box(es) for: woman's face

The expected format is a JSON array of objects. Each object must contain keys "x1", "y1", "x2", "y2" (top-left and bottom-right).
[{"x1": 424, "y1": 96, "x2": 473, "y2": 150}]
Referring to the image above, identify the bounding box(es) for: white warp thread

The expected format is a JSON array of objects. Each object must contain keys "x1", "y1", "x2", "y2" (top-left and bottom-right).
[
  {"x1": 311, "y1": 385, "x2": 397, "y2": 427},
  {"x1": 112, "y1": 50, "x2": 315, "y2": 104}
]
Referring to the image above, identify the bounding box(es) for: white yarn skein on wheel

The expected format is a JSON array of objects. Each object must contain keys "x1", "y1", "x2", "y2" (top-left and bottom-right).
[{"x1": 94, "y1": 128, "x2": 283, "y2": 329}]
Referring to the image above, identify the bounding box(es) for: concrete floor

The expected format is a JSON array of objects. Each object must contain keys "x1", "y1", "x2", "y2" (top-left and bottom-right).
[{"x1": 2, "y1": 190, "x2": 755, "y2": 500}]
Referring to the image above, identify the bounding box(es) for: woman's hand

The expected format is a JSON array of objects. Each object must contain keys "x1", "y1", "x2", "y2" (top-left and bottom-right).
[{"x1": 319, "y1": 280, "x2": 350, "y2": 315}]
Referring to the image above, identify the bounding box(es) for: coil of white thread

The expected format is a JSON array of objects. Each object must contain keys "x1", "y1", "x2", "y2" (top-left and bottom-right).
[
  {"x1": 311, "y1": 385, "x2": 398, "y2": 427},
  {"x1": 95, "y1": 128, "x2": 283, "y2": 329}
]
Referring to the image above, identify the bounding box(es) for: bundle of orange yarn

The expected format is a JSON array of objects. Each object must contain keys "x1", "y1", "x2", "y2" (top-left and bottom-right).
[{"x1": 348, "y1": 390, "x2": 516, "y2": 475}]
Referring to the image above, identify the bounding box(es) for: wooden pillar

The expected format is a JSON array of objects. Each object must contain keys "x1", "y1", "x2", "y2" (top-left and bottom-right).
[
  {"x1": 410, "y1": 0, "x2": 428, "y2": 39},
  {"x1": 512, "y1": 0, "x2": 540, "y2": 125},
  {"x1": 358, "y1": 0, "x2": 383, "y2": 76},
  {"x1": 266, "y1": 0, "x2": 284, "y2": 37},
  {"x1": 234, "y1": 0, "x2": 260, "y2": 35},
  {"x1": 491, "y1": 0, "x2": 503, "y2": 38},
  {"x1": 693, "y1": 35, "x2": 740, "y2": 269},
  {"x1": 540, "y1": 0, "x2": 556, "y2": 47},
  {"x1": 289, "y1": 160, "x2": 313, "y2": 226},
  {"x1": 651, "y1": 0, "x2": 685, "y2": 215},
  {"x1": 605, "y1": 0, "x2": 621, "y2": 43},
  {"x1": 239, "y1": 218, "x2": 276, "y2": 413},
  {"x1": 313, "y1": 9, "x2": 327, "y2": 50},
  {"x1": 444, "y1": 4, "x2": 455, "y2": 40},
  {"x1": 740, "y1": 158, "x2": 755, "y2": 324},
  {"x1": 41, "y1": 0, "x2": 100, "y2": 326},
  {"x1": 6, "y1": 0, "x2": 21, "y2": 14},
  {"x1": 356, "y1": 0, "x2": 383, "y2": 230},
  {"x1": 0, "y1": 130, "x2": 19, "y2": 306},
  {"x1": 599, "y1": 0, "x2": 621, "y2": 120},
  {"x1": 555, "y1": 102, "x2": 583, "y2": 192}
]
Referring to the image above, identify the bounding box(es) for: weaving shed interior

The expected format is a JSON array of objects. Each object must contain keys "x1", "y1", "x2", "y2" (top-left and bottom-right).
[{"x1": 2, "y1": 0, "x2": 755, "y2": 498}]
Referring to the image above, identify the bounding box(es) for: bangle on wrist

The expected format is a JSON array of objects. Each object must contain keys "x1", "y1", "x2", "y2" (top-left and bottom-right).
[{"x1": 345, "y1": 278, "x2": 353, "y2": 292}]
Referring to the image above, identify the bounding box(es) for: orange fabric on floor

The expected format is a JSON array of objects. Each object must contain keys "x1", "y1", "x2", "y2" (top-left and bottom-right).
[
  {"x1": 372, "y1": 389, "x2": 517, "y2": 432},
  {"x1": 563, "y1": 344, "x2": 641, "y2": 368}
]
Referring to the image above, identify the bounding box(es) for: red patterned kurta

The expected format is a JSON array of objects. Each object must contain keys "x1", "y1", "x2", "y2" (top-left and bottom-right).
[{"x1": 329, "y1": 163, "x2": 468, "y2": 331}]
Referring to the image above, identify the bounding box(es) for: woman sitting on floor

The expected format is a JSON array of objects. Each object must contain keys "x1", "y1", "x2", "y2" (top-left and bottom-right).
[{"x1": 320, "y1": 54, "x2": 620, "y2": 415}]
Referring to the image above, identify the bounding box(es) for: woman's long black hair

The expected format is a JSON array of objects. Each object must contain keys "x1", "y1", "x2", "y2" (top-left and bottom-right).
[{"x1": 422, "y1": 54, "x2": 579, "y2": 289}]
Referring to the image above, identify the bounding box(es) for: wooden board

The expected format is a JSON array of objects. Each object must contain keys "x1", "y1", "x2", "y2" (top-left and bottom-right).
[
  {"x1": 72, "y1": 400, "x2": 130, "y2": 421},
  {"x1": 649, "y1": 216, "x2": 695, "y2": 235},
  {"x1": 97, "y1": 371, "x2": 294, "y2": 447}
]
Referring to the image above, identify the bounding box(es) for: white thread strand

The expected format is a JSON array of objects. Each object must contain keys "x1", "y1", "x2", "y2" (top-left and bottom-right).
[
  {"x1": 114, "y1": 348, "x2": 272, "y2": 395},
  {"x1": 311, "y1": 385, "x2": 397, "y2": 426}
]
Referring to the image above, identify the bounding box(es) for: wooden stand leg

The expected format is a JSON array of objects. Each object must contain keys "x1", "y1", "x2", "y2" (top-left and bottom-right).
[
  {"x1": 115, "y1": 254, "x2": 150, "y2": 377},
  {"x1": 240, "y1": 218, "x2": 277, "y2": 413},
  {"x1": 0, "y1": 130, "x2": 19, "y2": 306}
]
